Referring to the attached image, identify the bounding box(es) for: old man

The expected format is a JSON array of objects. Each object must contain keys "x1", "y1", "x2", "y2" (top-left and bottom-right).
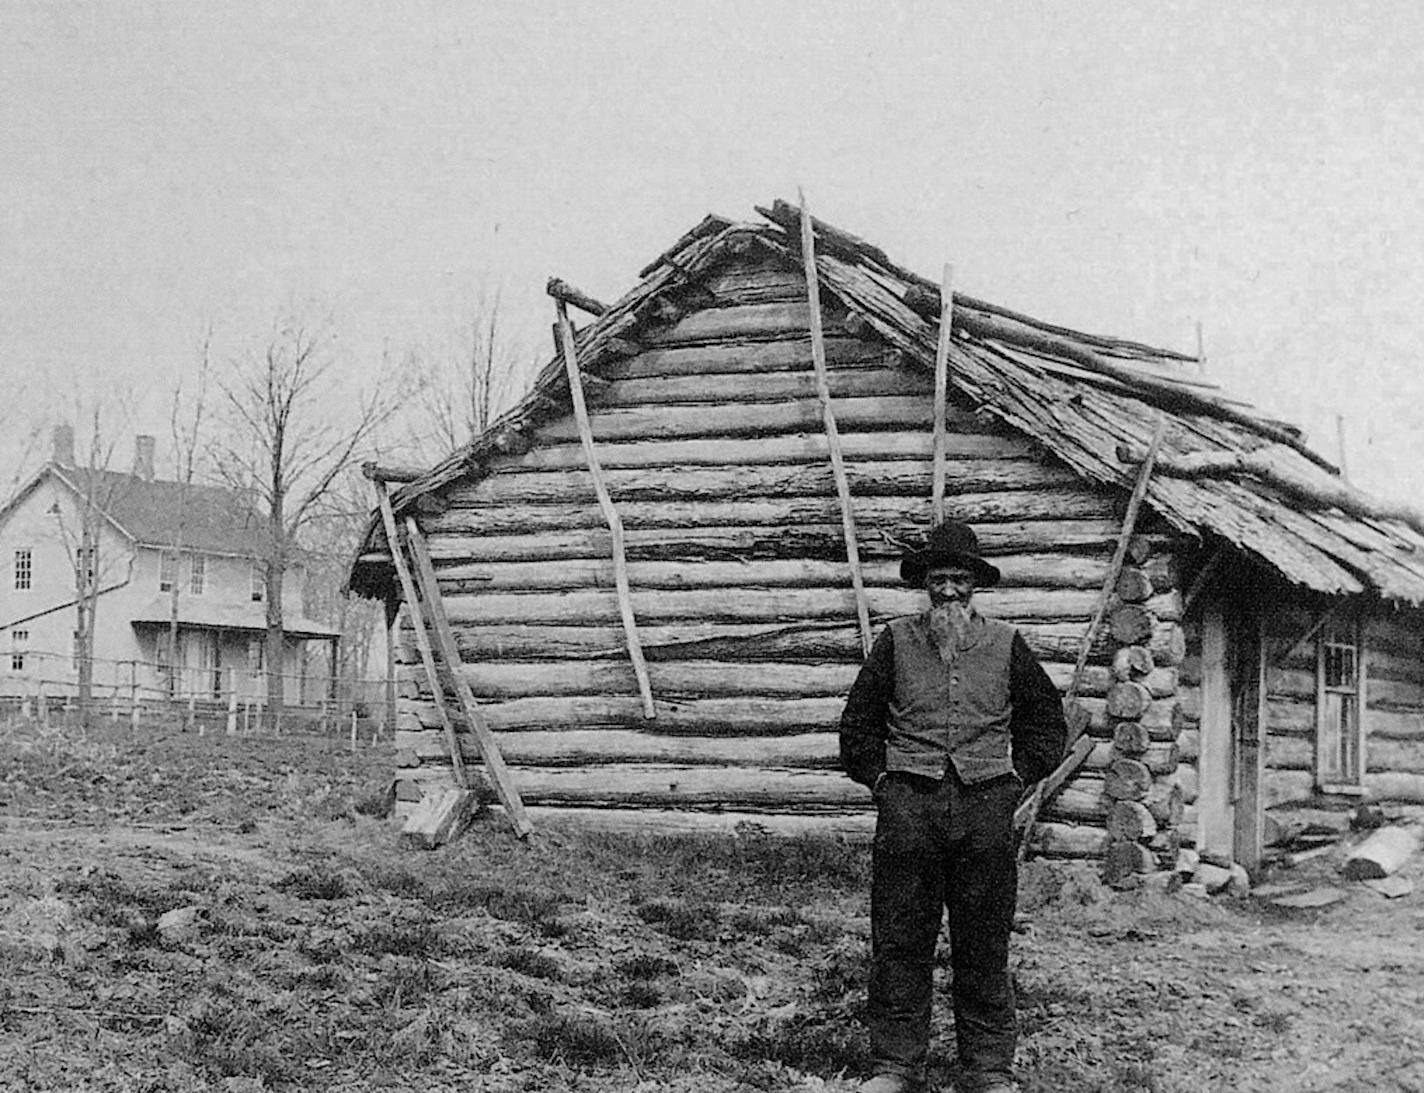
[{"x1": 840, "y1": 520, "x2": 1067, "y2": 1093}]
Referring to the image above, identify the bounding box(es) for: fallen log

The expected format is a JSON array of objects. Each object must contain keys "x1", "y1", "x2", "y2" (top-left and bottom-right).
[{"x1": 1342, "y1": 825, "x2": 1423, "y2": 880}]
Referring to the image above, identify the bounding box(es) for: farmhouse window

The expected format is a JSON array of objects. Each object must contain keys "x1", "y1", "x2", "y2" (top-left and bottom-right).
[
  {"x1": 251, "y1": 561, "x2": 264, "y2": 602},
  {"x1": 248, "y1": 636, "x2": 263, "y2": 674},
  {"x1": 189, "y1": 554, "x2": 206, "y2": 596},
  {"x1": 159, "y1": 551, "x2": 177, "y2": 592},
  {"x1": 1316, "y1": 615, "x2": 1365, "y2": 791},
  {"x1": 76, "y1": 546, "x2": 96, "y2": 589},
  {"x1": 10, "y1": 630, "x2": 27, "y2": 672},
  {"x1": 13, "y1": 548, "x2": 31, "y2": 590}
]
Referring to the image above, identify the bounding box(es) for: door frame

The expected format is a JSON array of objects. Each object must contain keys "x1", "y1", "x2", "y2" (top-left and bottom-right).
[{"x1": 1199, "y1": 597, "x2": 1266, "y2": 873}]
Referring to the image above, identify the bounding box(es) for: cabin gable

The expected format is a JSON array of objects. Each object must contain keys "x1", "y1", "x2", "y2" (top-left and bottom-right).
[
  {"x1": 362, "y1": 201, "x2": 1424, "y2": 877},
  {"x1": 390, "y1": 246, "x2": 1199, "y2": 850}
]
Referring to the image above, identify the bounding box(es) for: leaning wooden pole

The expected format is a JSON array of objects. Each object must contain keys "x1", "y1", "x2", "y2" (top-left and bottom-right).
[
  {"x1": 404, "y1": 516, "x2": 533, "y2": 838},
  {"x1": 798, "y1": 190, "x2": 874, "y2": 658},
  {"x1": 1068, "y1": 410, "x2": 1169, "y2": 703},
  {"x1": 931, "y1": 262, "x2": 955, "y2": 524},
  {"x1": 372, "y1": 480, "x2": 469, "y2": 793},
  {"x1": 1015, "y1": 410, "x2": 1169, "y2": 855},
  {"x1": 553, "y1": 296, "x2": 657, "y2": 717}
]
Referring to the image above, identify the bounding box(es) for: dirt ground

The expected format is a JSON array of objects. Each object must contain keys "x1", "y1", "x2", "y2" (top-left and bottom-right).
[{"x1": 1, "y1": 720, "x2": 1423, "y2": 1093}]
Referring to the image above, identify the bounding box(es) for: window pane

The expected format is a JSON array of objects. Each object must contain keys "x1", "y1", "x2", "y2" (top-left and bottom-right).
[
  {"x1": 10, "y1": 629, "x2": 27, "y2": 672},
  {"x1": 1339, "y1": 695, "x2": 1359, "y2": 781},
  {"x1": 1319, "y1": 692, "x2": 1343, "y2": 780}
]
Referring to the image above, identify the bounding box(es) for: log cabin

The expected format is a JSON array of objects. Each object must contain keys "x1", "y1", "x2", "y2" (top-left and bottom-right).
[{"x1": 348, "y1": 199, "x2": 1424, "y2": 876}]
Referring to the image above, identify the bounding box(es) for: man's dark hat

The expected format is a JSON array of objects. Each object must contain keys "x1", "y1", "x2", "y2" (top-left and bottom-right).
[{"x1": 900, "y1": 520, "x2": 1001, "y2": 588}]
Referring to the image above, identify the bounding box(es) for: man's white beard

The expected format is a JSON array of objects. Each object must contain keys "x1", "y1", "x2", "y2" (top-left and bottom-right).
[{"x1": 928, "y1": 600, "x2": 974, "y2": 665}]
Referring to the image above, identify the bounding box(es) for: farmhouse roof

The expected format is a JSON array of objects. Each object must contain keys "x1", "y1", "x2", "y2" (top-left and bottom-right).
[
  {"x1": 3, "y1": 465, "x2": 267, "y2": 557},
  {"x1": 127, "y1": 596, "x2": 339, "y2": 639},
  {"x1": 348, "y1": 200, "x2": 1424, "y2": 605}
]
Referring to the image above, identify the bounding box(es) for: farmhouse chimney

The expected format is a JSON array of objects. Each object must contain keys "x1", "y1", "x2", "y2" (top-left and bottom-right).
[
  {"x1": 133, "y1": 435, "x2": 156, "y2": 482},
  {"x1": 51, "y1": 424, "x2": 75, "y2": 466}
]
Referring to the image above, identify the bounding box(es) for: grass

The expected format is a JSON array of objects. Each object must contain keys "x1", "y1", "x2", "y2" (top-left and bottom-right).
[
  {"x1": 616, "y1": 953, "x2": 679, "y2": 979},
  {"x1": 495, "y1": 945, "x2": 562, "y2": 981},
  {"x1": 635, "y1": 897, "x2": 722, "y2": 940},
  {"x1": 2, "y1": 719, "x2": 1421, "y2": 1093},
  {"x1": 274, "y1": 866, "x2": 356, "y2": 900}
]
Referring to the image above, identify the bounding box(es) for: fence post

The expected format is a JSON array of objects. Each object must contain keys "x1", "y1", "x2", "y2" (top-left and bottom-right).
[
  {"x1": 38, "y1": 683, "x2": 49, "y2": 730},
  {"x1": 227, "y1": 669, "x2": 238, "y2": 735},
  {"x1": 22, "y1": 680, "x2": 33, "y2": 722},
  {"x1": 349, "y1": 709, "x2": 357, "y2": 753},
  {"x1": 130, "y1": 680, "x2": 140, "y2": 731},
  {"x1": 188, "y1": 694, "x2": 198, "y2": 735}
]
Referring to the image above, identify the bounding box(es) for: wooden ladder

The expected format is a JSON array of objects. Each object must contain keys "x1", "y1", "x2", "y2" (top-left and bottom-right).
[{"x1": 372, "y1": 475, "x2": 533, "y2": 844}]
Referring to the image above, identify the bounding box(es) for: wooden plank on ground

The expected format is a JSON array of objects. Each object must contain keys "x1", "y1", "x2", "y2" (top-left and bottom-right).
[{"x1": 400, "y1": 788, "x2": 479, "y2": 850}]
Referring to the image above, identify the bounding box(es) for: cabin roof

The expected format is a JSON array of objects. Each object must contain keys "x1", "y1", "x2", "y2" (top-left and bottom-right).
[{"x1": 348, "y1": 200, "x2": 1424, "y2": 605}]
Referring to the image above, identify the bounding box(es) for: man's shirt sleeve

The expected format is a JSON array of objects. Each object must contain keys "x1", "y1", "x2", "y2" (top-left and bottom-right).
[
  {"x1": 839, "y1": 627, "x2": 896, "y2": 788},
  {"x1": 1008, "y1": 631, "x2": 1068, "y2": 785}
]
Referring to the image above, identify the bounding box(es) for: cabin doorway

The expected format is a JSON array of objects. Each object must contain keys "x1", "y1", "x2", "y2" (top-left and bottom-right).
[{"x1": 1199, "y1": 595, "x2": 1266, "y2": 874}]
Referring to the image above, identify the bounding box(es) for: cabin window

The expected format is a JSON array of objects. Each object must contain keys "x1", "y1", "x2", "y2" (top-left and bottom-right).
[
  {"x1": 251, "y1": 561, "x2": 264, "y2": 602},
  {"x1": 189, "y1": 554, "x2": 206, "y2": 596},
  {"x1": 1316, "y1": 615, "x2": 1365, "y2": 791},
  {"x1": 13, "y1": 548, "x2": 31, "y2": 591},
  {"x1": 248, "y1": 636, "x2": 264, "y2": 674},
  {"x1": 159, "y1": 551, "x2": 177, "y2": 592},
  {"x1": 10, "y1": 630, "x2": 28, "y2": 672}
]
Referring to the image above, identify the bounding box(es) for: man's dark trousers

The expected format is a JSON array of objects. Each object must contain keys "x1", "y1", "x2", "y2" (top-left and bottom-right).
[{"x1": 868, "y1": 768, "x2": 1020, "y2": 1082}]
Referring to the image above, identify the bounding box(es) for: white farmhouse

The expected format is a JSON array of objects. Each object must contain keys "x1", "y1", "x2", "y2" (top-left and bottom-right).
[{"x1": 0, "y1": 428, "x2": 338, "y2": 708}]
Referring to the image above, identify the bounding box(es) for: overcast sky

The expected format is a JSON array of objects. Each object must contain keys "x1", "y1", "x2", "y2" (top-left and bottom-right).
[{"x1": 5, "y1": 0, "x2": 1423, "y2": 501}]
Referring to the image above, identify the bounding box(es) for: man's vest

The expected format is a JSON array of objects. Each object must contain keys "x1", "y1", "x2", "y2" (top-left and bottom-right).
[{"x1": 884, "y1": 612, "x2": 1017, "y2": 784}]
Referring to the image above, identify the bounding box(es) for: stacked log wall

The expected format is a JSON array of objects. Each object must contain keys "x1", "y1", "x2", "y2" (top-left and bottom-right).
[
  {"x1": 1035, "y1": 537, "x2": 1189, "y2": 870},
  {"x1": 389, "y1": 258, "x2": 1187, "y2": 851},
  {"x1": 1259, "y1": 604, "x2": 1424, "y2": 813},
  {"x1": 1176, "y1": 592, "x2": 1424, "y2": 850}
]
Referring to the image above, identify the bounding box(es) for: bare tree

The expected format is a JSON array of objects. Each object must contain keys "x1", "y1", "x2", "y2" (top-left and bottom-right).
[
  {"x1": 211, "y1": 316, "x2": 399, "y2": 732},
  {"x1": 49, "y1": 405, "x2": 137, "y2": 726},
  {"x1": 300, "y1": 465, "x2": 387, "y2": 716},
  {"x1": 401, "y1": 288, "x2": 538, "y2": 462},
  {"x1": 162, "y1": 329, "x2": 214, "y2": 698},
  {"x1": 2, "y1": 420, "x2": 47, "y2": 509}
]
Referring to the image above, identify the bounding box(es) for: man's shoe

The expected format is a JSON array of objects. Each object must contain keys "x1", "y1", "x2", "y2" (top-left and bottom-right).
[{"x1": 858, "y1": 1074, "x2": 922, "y2": 1093}]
